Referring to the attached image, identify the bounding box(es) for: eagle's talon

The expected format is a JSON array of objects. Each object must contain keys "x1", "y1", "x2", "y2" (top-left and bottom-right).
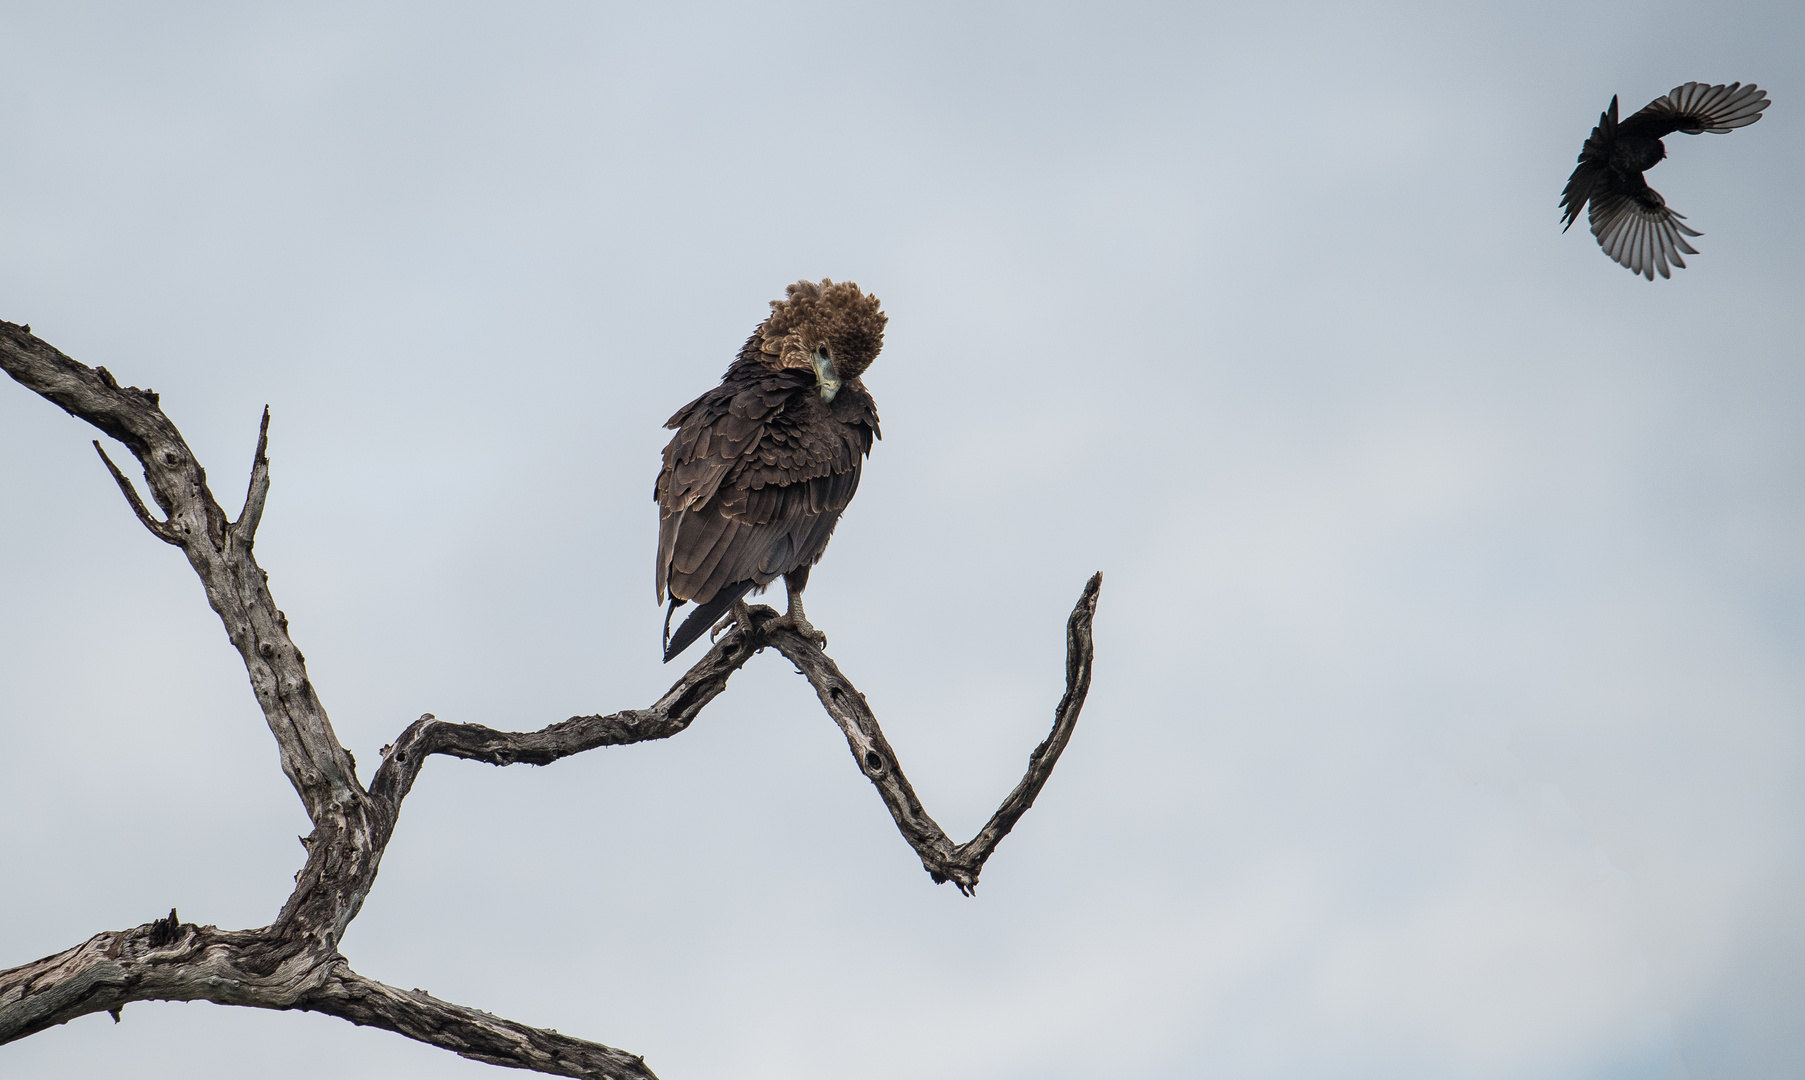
[
  {"x1": 770, "y1": 613, "x2": 827, "y2": 649},
  {"x1": 711, "y1": 600, "x2": 759, "y2": 643},
  {"x1": 772, "y1": 583, "x2": 828, "y2": 649}
]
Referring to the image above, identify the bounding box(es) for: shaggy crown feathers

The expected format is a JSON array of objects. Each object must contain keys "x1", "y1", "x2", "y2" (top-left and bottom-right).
[{"x1": 754, "y1": 279, "x2": 886, "y2": 379}]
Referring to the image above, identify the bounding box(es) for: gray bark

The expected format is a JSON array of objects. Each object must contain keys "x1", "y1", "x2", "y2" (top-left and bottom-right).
[{"x1": 0, "y1": 319, "x2": 1100, "y2": 1077}]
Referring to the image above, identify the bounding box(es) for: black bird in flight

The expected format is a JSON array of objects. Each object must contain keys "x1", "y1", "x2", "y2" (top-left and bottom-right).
[
  {"x1": 1561, "y1": 82, "x2": 1769, "y2": 279},
  {"x1": 655, "y1": 279, "x2": 886, "y2": 662}
]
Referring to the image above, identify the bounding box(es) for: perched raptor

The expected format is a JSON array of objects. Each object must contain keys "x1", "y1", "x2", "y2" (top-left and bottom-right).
[
  {"x1": 1561, "y1": 81, "x2": 1769, "y2": 279},
  {"x1": 655, "y1": 279, "x2": 885, "y2": 662}
]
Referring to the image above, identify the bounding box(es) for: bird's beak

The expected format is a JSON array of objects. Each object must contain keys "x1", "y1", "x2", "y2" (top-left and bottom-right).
[{"x1": 812, "y1": 351, "x2": 842, "y2": 402}]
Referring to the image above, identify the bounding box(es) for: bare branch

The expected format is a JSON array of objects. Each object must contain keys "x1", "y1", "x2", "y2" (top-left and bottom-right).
[
  {"x1": 234, "y1": 406, "x2": 271, "y2": 543},
  {"x1": 759, "y1": 572, "x2": 1102, "y2": 893},
  {"x1": 956, "y1": 571, "x2": 1100, "y2": 868},
  {"x1": 369, "y1": 577, "x2": 1102, "y2": 897},
  {"x1": 0, "y1": 320, "x2": 357, "y2": 821},
  {"x1": 370, "y1": 624, "x2": 766, "y2": 810},
  {"x1": 0, "y1": 918, "x2": 654, "y2": 1080},
  {"x1": 0, "y1": 916, "x2": 338, "y2": 1044},
  {"x1": 91, "y1": 441, "x2": 180, "y2": 544},
  {"x1": 304, "y1": 968, "x2": 654, "y2": 1080}
]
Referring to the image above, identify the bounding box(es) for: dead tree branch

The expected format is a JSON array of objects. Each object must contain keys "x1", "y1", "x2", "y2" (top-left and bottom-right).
[
  {"x1": 0, "y1": 318, "x2": 1100, "y2": 1076},
  {"x1": 759, "y1": 573, "x2": 1099, "y2": 893}
]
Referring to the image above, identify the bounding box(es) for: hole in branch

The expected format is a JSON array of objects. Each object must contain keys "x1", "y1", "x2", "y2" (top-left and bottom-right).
[{"x1": 863, "y1": 750, "x2": 884, "y2": 774}]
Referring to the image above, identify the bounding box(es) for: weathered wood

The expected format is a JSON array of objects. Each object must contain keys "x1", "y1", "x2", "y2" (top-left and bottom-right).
[
  {"x1": 0, "y1": 917, "x2": 653, "y2": 1079},
  {"x1": 758, "y1": 573, "x2": 1100, "y2": 893},
  {"x1": 0, "y1": 318, "x2": 1100, "y2": 1075}
]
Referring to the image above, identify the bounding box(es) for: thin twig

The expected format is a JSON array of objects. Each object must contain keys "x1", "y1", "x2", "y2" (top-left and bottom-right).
[{"x1": 92, "y1": 441, "x2": 179, "y2": 544}]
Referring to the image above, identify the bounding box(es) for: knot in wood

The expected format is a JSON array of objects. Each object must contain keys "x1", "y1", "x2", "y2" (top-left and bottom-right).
[
  {"x1": 258, "y1": 641, "x2": 276, "y2": 658},
  {"x1": 159, "y1": 450, "x2": 182, "y2": 467}
]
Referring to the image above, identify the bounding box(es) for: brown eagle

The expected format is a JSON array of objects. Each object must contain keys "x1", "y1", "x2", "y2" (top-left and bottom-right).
[
  {"x1": 655, "y1": 279, "x2": 886, "y2": 662},
  {"x1": 1560, "y1": 81, "x2": 1769, "y2": 280}
]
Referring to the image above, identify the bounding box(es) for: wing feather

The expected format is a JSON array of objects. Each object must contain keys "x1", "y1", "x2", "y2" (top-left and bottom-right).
[
  {"x1": 1590, "y1": 186, "x2": 1700, "y2": 280},
  {"x1": 671, "y1": 505, "x2": 735, "y2": 577},
  {"x1": 691, "y1": 519, "x2": 757, "y2": 601},
  {"x1": 1621, "y1": 82, "x2": 1770, "y2": 138},
  {"x1": 1561, "y1": 96, "x2": 1620, "y2": 231}
]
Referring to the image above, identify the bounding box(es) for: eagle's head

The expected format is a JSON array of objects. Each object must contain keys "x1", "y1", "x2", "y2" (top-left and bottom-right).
[{"x1": 754, "y1": 279, "x2": 886, "y2": 402}]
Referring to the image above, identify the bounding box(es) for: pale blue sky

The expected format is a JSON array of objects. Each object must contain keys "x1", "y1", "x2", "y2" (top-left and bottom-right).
[{"x1": 3, "y1": 2, "x2": 1802, "y2": 1077}]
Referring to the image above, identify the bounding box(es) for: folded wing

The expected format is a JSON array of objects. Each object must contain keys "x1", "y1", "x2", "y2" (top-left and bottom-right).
[{"x1": 656, "y1": 370, "x2": 878, "y2": 607}]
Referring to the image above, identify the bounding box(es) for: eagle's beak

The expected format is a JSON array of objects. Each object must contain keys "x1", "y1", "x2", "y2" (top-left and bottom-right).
[{"x1": 812, "y1": 350, "x2": 842, "y2": 402}]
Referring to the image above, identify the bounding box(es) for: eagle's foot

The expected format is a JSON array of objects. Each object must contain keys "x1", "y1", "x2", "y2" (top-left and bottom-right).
[
  {"x1": 712, "y1": 600, "x2": 781, "y2": 644},
  {"x1": 769, "y1": 611, "x2": 828, "y2": 650},
  {"x1": 711, "y1": 600, "x2": 753, "y2": 643}
]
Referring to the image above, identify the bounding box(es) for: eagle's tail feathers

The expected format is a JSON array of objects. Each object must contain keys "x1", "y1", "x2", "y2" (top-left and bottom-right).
[{"x1": 663, "y1": 580, "x2": 756, "y2": 662}]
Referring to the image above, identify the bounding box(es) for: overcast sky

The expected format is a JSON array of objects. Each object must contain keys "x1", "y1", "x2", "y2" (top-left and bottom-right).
[{"x1": 3, "y1": 2, "x2": 1802, "y2": 1078}]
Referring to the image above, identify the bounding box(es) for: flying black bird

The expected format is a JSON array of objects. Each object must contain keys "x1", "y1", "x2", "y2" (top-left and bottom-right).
[
  {"x1": 1560, "y1": 81, "x2": 1769, "y2": 279},
  {"x1": 655, "y1": 279, "x2": 885, "y2": 662}
]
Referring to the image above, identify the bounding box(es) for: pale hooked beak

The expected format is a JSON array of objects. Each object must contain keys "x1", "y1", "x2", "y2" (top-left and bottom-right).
[{"x1": 811, "y1": 348, "x2": 842, "y2": 402}]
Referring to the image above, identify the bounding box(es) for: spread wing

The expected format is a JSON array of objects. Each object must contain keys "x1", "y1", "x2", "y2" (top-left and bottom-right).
[
  {"x1": 1620, "y1": 82, "x2": 1769, "y2": 139},
  {"x1": 656, "y1": 372, "x2": 877, "y2": 605},
  {"x1": 1561, "y1": 95, "x2": 1620, "y2": 231},
  {"x1": 1589, "y1": 183, "x2": 1702, "y2": 280}
]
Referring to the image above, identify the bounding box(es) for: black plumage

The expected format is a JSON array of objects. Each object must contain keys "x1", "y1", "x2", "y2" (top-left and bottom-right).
[
  {"x1": 655, "y1": 280, "x2": 885, "y2": 662},
  {"x1": 1560, "y1": 82, "x2": 1769, "y2": 279}
]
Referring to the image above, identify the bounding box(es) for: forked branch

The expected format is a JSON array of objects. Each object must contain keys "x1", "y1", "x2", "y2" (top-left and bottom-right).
[
  {"x1": 756, "y1": 575, "x2": 1099, "y2": 893},
  {"x1": 0, "y1": 319, "x2": 1099, "y2": 1076}
]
